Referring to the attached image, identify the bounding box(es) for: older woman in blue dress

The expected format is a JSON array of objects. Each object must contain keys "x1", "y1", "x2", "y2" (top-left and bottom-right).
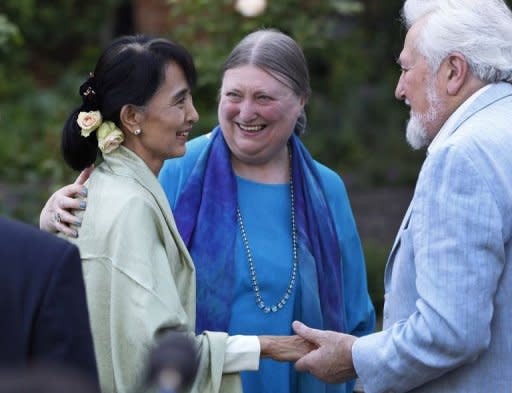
[{"x1": 41, "y1": 29, "x2": 375, "y2": 393}]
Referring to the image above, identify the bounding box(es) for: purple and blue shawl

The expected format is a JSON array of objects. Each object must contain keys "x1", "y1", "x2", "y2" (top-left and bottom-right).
[{"x1": 173, "y1": 126, "x2": 345, "y2": 334}]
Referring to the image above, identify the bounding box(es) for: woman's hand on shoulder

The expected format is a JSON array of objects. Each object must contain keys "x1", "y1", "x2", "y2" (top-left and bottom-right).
[
  {"x1": 258, "y1": 335, "x2": 317, "y2": 362},
  {"x1": 39, "y1": 165, "x2": 94, "y2": 236}
]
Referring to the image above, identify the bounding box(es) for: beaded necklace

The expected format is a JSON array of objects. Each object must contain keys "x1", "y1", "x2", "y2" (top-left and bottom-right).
[{"x1": 236, "y1": 148, "x2": 297, "y2": 313}]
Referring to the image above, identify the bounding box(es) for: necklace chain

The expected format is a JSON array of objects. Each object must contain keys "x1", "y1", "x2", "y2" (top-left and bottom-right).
[{"x1": 236, "y1": 148, "x2": 297, "y2": 313}]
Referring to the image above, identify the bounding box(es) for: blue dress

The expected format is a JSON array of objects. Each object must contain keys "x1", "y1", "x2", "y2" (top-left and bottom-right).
[{"x1": 159, "y1": 132, "x2": 375, "y2": 393}]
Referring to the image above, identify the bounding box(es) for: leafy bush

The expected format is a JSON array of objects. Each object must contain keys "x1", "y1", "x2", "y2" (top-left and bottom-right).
[
  {"x1": 0, "y1": 1, "x2": 122, "y2": 222},
  {"x1": 1, "y1": 0, "x2": 423, "y2": 221}
]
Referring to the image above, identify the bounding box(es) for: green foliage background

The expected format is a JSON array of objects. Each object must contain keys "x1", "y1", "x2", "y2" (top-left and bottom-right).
[
  {"x1": 0, "y1": 0, "x2": 124, "y2": 219},
  {"x1": 0, "y1": 0, "x2": 419, "y2": 219}
]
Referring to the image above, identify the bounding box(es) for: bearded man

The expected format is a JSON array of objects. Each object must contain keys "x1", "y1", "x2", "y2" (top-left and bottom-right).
[{"x1": 293, "y1": 0, "x2": 512, "y2": 392}]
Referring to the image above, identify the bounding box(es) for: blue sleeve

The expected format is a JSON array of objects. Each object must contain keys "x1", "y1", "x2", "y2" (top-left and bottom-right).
[
  {"x1": 158, "y1": 133, "x2": 210, "y2": 209},
  {"x1": 316, "y1": 162, "x2": 376, "y2": 337}
]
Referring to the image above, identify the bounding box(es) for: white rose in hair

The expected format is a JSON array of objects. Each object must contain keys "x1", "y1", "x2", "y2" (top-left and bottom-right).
[
  {"x1": 97, "y1": 121, "x2": 125, "y2": 154},
  {"x1": 77, "y1": 111, "x2": 102, "y2": 137}
]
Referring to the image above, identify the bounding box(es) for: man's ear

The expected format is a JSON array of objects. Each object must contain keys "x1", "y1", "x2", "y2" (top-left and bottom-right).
[
  {"x1": 445, "y1": 53, "x2": 469, "y2": 95},
  {"x1": 119, "y1": 104, "x2": 143, "y2": 134}
]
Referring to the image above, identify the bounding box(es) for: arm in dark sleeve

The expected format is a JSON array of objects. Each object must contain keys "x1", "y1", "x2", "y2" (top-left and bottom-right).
[{"x1": 32, "y1": 240, "x2": 99, "y2": 385}]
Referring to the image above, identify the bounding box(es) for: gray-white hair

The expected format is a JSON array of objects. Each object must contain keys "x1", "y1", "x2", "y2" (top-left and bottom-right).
[
  {"x1": 402, "y1": 0, "x2": 512, "y2": 83},
  {"x1": 222, "y1": 29, "x2": 311, "y2": 135}
]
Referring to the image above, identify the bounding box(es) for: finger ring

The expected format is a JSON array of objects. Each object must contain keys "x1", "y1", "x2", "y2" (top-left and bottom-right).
[{"x1": 55, "y1": 212, "x2": 61, "y2": 223}]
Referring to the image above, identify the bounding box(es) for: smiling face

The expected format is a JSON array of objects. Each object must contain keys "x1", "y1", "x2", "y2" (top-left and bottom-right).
[
  {"x1": 218, "y1": 65, "x2": 305, "y2": 169},
  {"x1": 395, "y1": 21, "x2": 447, "y2": 148},
  {"x1": 128, "y1": 61, "x2": 198, "y2": 173}
]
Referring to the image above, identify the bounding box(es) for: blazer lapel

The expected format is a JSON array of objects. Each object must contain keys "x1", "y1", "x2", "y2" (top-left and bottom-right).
[{"x1": 384, "y1": 199, "x2": 413, "y2": 286}]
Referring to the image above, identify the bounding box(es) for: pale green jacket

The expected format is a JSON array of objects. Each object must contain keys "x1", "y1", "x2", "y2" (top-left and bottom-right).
[{"x1": 69, "y1": 146, "x2": 241, "y2": 393}]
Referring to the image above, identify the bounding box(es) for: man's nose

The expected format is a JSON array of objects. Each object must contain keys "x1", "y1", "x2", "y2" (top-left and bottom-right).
[{"x1": 395, "y1": 74, "x2": 405, "y2": 100}]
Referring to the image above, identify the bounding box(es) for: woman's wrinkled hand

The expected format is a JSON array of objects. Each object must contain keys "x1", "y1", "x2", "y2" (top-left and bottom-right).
[
  {"x1": 258, "y1": 335, "x2": 317, "y2": 362},
  {"x1": 39, "y1": 165, "x2": 94, "y2": 237}
]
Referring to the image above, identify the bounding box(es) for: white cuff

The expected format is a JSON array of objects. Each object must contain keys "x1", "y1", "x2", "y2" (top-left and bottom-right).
[{"x1": 223, "y1": 335, "x2": 260, "y2": 373}]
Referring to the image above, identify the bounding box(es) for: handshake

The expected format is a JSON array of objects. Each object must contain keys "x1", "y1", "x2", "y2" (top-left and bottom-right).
[
  {"x1": 146, "y1": 322, "x2": 359, "y2": 393},
  {"x1": 291, "y1": 321, "x2": 358, "y2": 384},
  {"x1": 258, "y1": 321, "x2": 359, "y2": 384}
]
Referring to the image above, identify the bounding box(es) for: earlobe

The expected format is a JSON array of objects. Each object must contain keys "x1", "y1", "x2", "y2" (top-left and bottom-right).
[{"x1": 119, "y1": 104, "x2": 143, "y2": 134}]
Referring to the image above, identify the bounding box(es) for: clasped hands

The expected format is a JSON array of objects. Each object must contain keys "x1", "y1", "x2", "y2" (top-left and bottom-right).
[
  {"x1": 260, "y1": 321, "x2": 358, "y2": 383},
  {"x1": 291, "y1": 320, "x2": 358, "y2": 384}
]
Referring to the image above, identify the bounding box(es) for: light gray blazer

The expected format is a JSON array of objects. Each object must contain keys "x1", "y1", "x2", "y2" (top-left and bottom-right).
[{"x1": 353, "y1": 82, "x2": 512, "y2": 393}]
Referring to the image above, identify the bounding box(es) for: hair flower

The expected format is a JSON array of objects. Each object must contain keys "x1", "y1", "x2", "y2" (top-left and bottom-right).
[
  {"x1": 77, "y1": 111, "x2": 103, "y2": 137},
  {"x1": 97, "y1": 121, "x2": 125, "y2": 154}
]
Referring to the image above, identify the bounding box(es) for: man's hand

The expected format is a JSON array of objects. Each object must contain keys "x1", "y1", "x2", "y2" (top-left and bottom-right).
[{"x1": 293, "y1": 320, "x2": 358, "y2": 383}]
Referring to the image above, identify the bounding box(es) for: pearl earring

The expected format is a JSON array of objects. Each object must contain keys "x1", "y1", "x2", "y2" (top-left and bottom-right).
[{"x1": 134, "y1": 128, "x2": 141, "y2": 136}]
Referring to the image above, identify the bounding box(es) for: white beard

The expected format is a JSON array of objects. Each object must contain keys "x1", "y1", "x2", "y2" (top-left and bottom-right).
[
  {"x1": 405, "y1": 83, "x2": 442, "y2": 150},
  {"x1": 405, "y1": 115, "x2": 430, "y2": 150}
]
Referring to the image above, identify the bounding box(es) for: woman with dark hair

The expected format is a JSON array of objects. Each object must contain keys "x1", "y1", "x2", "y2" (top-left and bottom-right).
[{"x1": 57, "y1": 34, "x2": 312, "y2": 393}]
